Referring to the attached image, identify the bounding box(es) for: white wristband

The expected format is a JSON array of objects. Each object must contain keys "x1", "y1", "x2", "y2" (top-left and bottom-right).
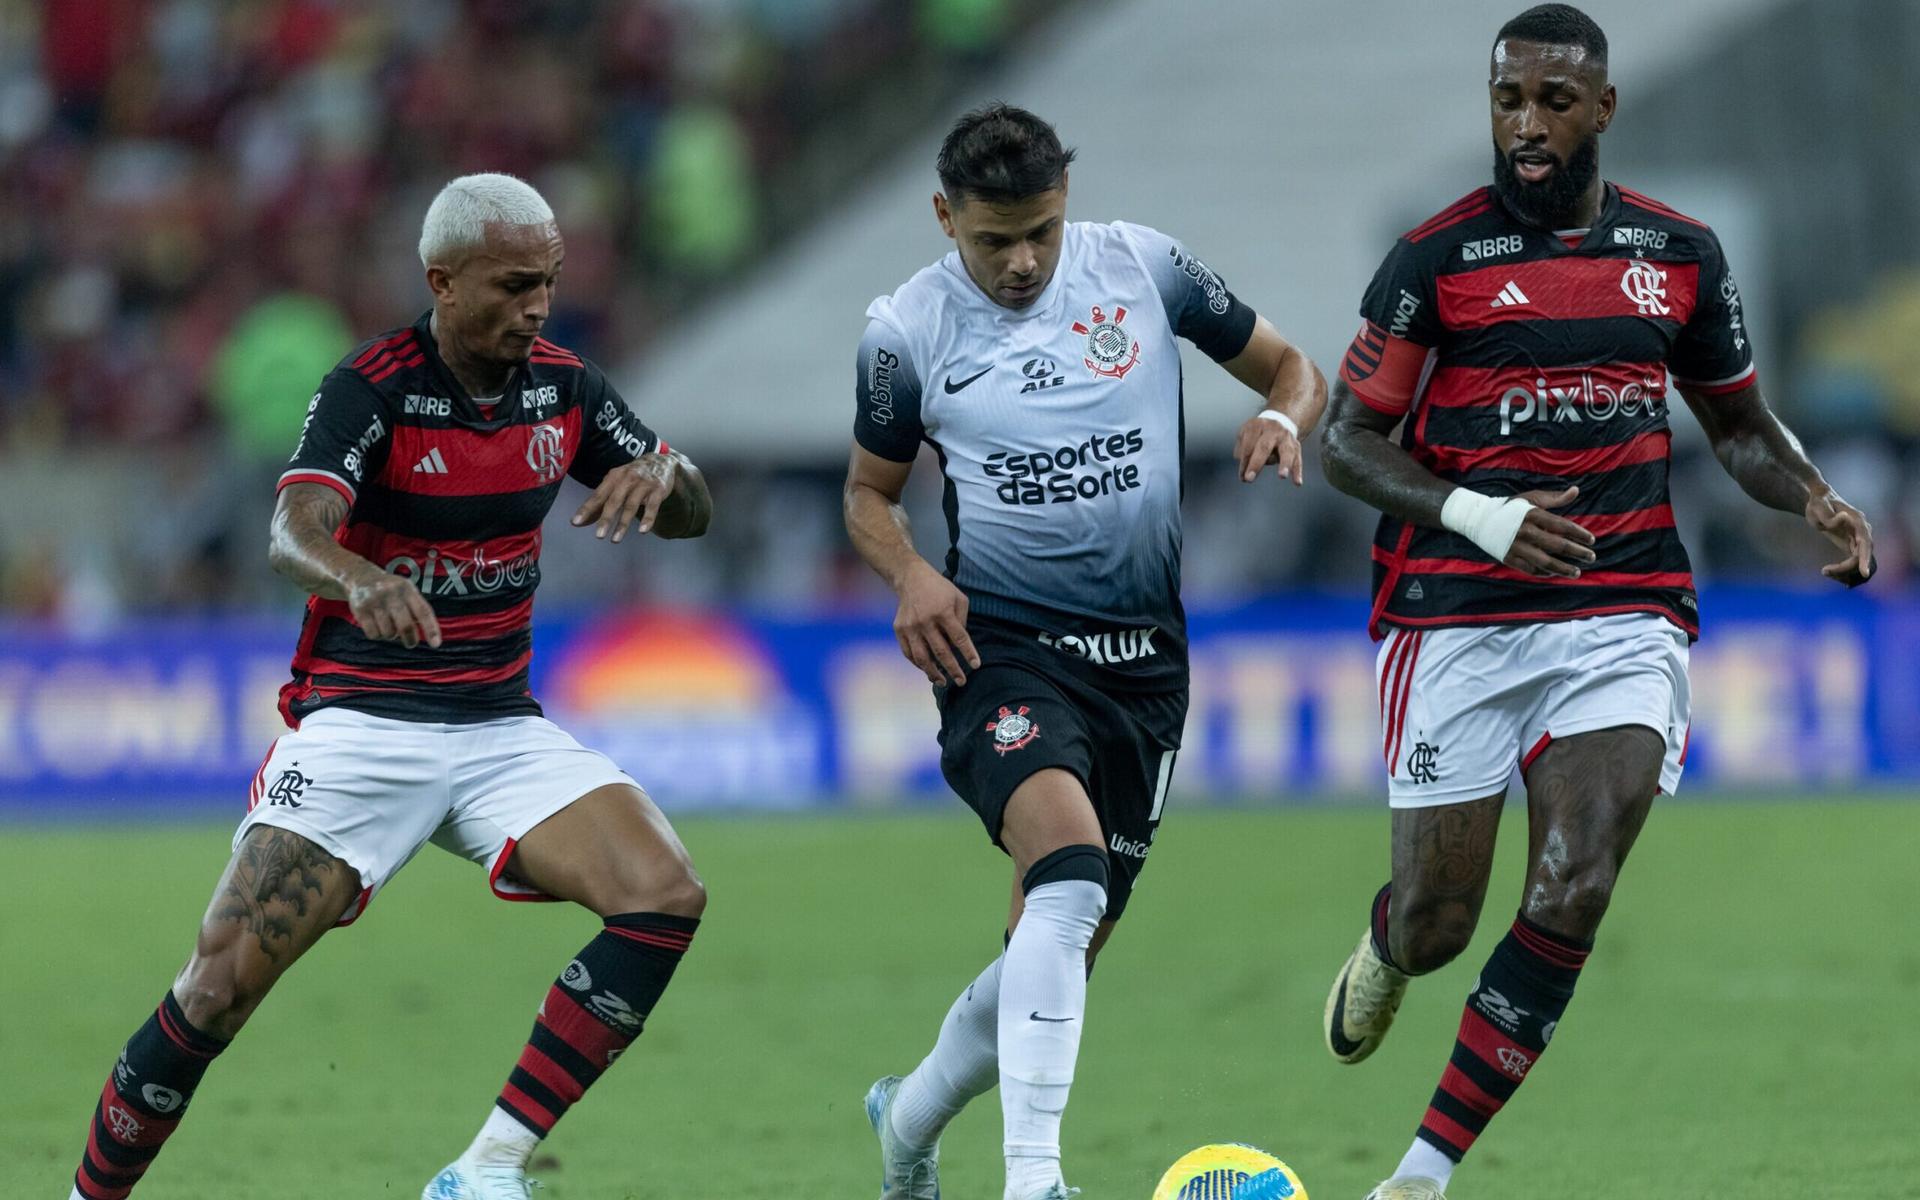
[
  {"x1": 1440, "y1": 487, "x2": 1534, "y2": 563},
  {"x1": 1256, "y1": 409, "x2": 1300, "y2": 438}
]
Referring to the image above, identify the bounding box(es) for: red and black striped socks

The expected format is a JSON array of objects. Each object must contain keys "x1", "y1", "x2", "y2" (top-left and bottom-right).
[
  {"x1": 73, "y1": 992, "x2": 229, "y2": 1200},
  {"x1": 495, "y1": 912, "x2": 700, "y2": 1139},
  {"x1": 1416, "y1": 913, "x2": 1591, "y2": 1164}
]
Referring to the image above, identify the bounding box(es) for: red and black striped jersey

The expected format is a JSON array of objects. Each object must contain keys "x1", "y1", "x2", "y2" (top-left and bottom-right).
[
  {"x1": 275, "y1": 311, "x2": 665, "y2": 725},
  {"x1": 1338, "y1": 183, "x2": 1755, "y2": 640}
]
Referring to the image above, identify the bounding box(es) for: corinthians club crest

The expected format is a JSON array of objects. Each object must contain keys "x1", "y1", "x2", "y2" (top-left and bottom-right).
[
  {"x1": 986, "y1": 704, "x2": 1041, "y2": 754},
  {"x1": 1071, "y1": 304, "x2": 1141, "y2": 380}
]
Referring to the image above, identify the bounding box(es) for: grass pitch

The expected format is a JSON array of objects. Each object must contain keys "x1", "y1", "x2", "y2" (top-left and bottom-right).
[{"x1": 4, "y1": 799, "x2": 1917, "y2": 1199}]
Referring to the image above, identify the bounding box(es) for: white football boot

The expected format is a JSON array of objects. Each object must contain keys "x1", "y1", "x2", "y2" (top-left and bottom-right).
[
  {"x1": 421, "y1": 1158, "x2": 539, "y2": 1200},
  {"x1": 1325, "y1": 929, "x2": 1411, "y2": 1063},
  {"x1": 1010, "y1": 1186, "x2": 1080, "y2": 1200},
  {"x1": 1364, "y1": 1177, "x2": 1447, "y2": 1199},
  {"x1": 865, "y1": 1075, "x2": 941, "y2": 1200}
]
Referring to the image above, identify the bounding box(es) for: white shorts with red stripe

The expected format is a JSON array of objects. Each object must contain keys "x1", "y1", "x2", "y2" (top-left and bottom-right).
[
  {"x1": 237, "y1": 708, "x2": 636, "y2": 925},
  {"x1": 1375, "y1": 612, "x2": 1690, "y2": 808}
]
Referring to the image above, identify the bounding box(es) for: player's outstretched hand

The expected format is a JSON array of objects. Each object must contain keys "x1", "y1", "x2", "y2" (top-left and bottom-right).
[
  {"x1": 347, "y1": 567, "x2": 441, "y2": 649},
  {"x1": 1233, "y1": 413, "x2": 1304, "y2": 485},
  {"x1": 1505, "y1": 486, "x2": 1597, "y2": 578},
  {"x1": 573, "y1": 452, "x2": 678, "y2": 543},
  {"x1": 895, "y1": 560, "x2": 981, "y2": 687},
  {"x1": 1806, "y1": 488, "x2": 1875, "y2": 587}
]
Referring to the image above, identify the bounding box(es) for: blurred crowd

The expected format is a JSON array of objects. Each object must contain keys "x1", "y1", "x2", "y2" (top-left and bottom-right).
[{"x1": 0, "y1": 0, "x2": 1913, "y2": 621}]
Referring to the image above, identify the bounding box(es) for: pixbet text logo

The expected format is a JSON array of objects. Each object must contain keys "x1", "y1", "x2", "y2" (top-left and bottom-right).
[
  {"x1": 1498, "y1": 373, "x2": 1667, "y2": 435},
  {"x1": 384, "y1": 546, "x2": 538, "y2": 596}
]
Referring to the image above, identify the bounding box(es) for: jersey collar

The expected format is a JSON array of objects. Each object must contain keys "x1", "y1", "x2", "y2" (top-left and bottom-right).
[
  {"x1": 1495, "y1": 181, "x2": 1623, "y2": 254},
  {"x1": 414, "y1": 309, "x2": 525, "y2": 427},
  {"x1": 942, "y1": 227, "x2": 1072, "y2": 322}
]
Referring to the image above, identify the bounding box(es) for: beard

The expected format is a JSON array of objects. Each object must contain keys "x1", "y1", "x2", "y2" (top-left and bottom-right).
[{"x1": 1492, "y1": 134, "x2": 1600, "y2": 228}]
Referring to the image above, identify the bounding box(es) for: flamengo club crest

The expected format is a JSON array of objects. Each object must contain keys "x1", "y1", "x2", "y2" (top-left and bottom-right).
[
  {"x1": 986, "y1": 705, "x2": 1041, "y2": 754},
  {"x1": 1620, "y1": 260, "x2": 1670, "y2": 316},
  {"x1": 1071, "y1": 304, "x2": 1141, "y2": 380},
  {"x1": 526, "y1": 422, "x2": 566, "y2": 482}
]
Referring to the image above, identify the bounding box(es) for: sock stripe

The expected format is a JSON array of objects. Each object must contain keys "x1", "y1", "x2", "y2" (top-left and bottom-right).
[
  {"x1": 153, "y1": 1004, "x2": 214, "y2": 1060},
  {"x1": 514, "y1": 1046, "x2": 586, "y2": 1105},
  {"x1": 1509, "y1": 919, "x2": 1590, "y2": 970},
  {"x1": 499, "y1": 1082, "x2": 558, "y2": 1132},
  {"x1": 539, "y1": 987, "x2": 632, "y2": 1063},
  {"x1": 505, "y1": 1066, "x2": 569, "y2": 1118},
  {"x1": 1428, "y1": 1084, "x2": 1492, "y2": 1135},
  {"x1": 77, "y1": 1156, "x2": 137, "y2": 1200},
  {"x1": 1415, "y1": 1117, "x2": 1470, "y2": 1162},
  {"x1": 1447, "y1": 1042, "x2": 1517, "y2": 1100},
  {"x1": 86, "y1": 1113, "x2": 150, "y2": 1172},
  {"x1": 1457, "y1": 1008, "x2": 1535, "y2": 1080},
  {"x1": 529, "y1": 1021, "x2": 604, "y2": 1085},
  {"x1": 1437, "y1": 1061, "x2": 1504, "y2": 1115},
  {"x1": 604, "y1": 926, "x2": 695, "y2": 952},
  {"x1": 157, "y1": 993, "x2": 227, "y2": 1057}
]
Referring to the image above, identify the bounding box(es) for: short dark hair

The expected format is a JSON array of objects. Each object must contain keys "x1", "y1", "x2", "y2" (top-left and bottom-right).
[
  {"x1": 936, "y1": 103, "x2": 1076, "y2": 205},
  {"x1": 1495, "y1": 3, "x2": 1608, "y2": 66}
]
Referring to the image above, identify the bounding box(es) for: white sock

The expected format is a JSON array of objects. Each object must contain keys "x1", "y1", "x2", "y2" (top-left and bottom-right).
[
  {"x1": 891, "y1": 955, "x2": 1004, "y2": 1148},
  {"x1": 1393, "y1": 1138, "x2": 1457, "y2": 1188},
  {"x1": 998, "y1": 877, "x2": 1105, "y2": 1200},
  {"x1": 466, "y1": 1105, "x2": 541, "y2": 1169}
]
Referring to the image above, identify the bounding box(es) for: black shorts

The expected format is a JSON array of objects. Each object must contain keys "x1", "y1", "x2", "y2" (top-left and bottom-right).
[{"x1": 935, "y1": 657, "x2": 1184, "y2": 922}]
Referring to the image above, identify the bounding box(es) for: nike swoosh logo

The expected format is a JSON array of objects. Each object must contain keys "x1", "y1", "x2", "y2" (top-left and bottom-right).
[
  {"x1": 1327, "y1": 963, "x2": 1366, "y2": 1058},
  {"x1": 1029, "y1": 1011, "x2": 1073, "y2": 1023},
  {"x1": 944, "y1": 366, "x2": 992, "y2": 394}
]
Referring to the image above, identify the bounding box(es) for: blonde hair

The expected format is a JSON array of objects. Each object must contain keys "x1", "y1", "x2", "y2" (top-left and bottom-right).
[{"x1": 418, "y1": 173, "x2": 555, "y2": 268}]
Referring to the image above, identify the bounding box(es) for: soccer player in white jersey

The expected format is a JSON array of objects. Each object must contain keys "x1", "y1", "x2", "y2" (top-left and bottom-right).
[{"x1": 844, "y1": 104, "x2": 1328, "y2": 1200}]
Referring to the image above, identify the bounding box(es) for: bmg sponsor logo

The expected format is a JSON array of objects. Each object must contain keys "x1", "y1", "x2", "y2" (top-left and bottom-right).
[
  {"x1": 1497, "y1": 373, "x2": 1667, "y2": 435},
  {"x1": 985, "y1": 428, "x2": 1146, "y2": 505},
  {"x1": 866, "y1": 347, "x2": 901, "y2": 424}
]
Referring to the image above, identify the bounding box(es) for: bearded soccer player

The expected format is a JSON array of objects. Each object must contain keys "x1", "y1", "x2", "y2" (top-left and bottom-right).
[
  {"x1": 845, "y1": 104, "x2": 1327, "y2": 1200},
  {"x1": 63, "y1": 174, "x2": 714, "y2": 1200},
  {"x1": 1317, "y1": 7, "x2": 1875, "y2": 1199}
]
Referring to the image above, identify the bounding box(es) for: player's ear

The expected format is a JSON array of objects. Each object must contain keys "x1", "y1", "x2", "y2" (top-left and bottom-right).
[
  {"x1": 425, "y1": 263, "x2": 456, "y2": 305},
  {"x1": 1595, "y1": 82, "x2": 1617, "y2": 132},
  {"x1": 934, "y1": 192, "x2": 957, "y2": 240}
]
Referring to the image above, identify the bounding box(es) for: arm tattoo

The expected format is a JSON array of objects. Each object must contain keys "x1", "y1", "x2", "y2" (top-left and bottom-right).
[
  {"x1": 209, "y1": 827, "x2": 348, "y2": 964},
  {"x1": 267, "y1": 484, "x2": 364, "y2": 599},
  {"x1": 1319, "y1": 379, "x2": 1454, "y2": 527}
]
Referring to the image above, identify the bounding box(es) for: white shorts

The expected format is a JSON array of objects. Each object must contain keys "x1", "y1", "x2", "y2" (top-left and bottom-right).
[
  {"x1": 236, "y1": 709, "x2": 637, "y2": 926},
  {"x1": 1376, "y1": 613, "x2": 1690, "y2": 808}
]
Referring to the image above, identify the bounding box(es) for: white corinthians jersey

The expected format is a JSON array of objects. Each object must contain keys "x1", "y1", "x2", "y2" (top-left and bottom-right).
[{"x1": 855, "y1": 220, "x2": 1256, "y2": 688}]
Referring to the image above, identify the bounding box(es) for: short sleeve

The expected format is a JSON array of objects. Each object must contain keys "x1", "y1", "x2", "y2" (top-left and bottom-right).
[
  {"x1": 278, "y1": 370, "x2": 392, "y2": 506},
  {"x1": 1357, "y1": 238, "x2": 1440, "y2": 347},
  {"x1": 1338, "y1": 239, "x2": 1440, "y2": 417},
  {"x1": 1119, "y1": 222, "x2": 1257, "y2": 363},
  {"x1": 852, "y1": 318, "x2": 924, "y2": 463},
  {"x1": 570, "y1": 362, "x2": 666, "y2": 488},
  {"x1": 1669, "y1": 235, "x2": 1757, "y2": 395}
]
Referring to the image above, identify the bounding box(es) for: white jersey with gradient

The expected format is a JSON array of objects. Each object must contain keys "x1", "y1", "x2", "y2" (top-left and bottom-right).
[{"x1": 854, "y1": 220, "x2": 1255, "y2": 688}]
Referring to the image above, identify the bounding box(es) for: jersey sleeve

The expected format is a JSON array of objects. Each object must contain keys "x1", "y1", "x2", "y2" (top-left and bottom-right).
[
  {"x1": 1118, "y1": 222, "x2": 1257, "y2": 363},
  {"x1": 570, "y1": 362, "x2": 667, "y2": 488},
  {"x1": 852, "y1": 317, "x2": 925, "y2": 463},
  {"x1": 1339, "y1": 238, "x2": 1441, "y2": 417},
  {"x1": 1668, "y1": 234, "x2": 1757, "y2": 395},
  {"x1": 278, "y1": 369, "x2": 393, "y2": 506}
]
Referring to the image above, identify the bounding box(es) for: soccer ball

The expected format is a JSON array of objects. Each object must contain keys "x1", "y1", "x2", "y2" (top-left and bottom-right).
[{"x1": 1151, "y1": 1143, "x2": 1308, "y2": 1200}]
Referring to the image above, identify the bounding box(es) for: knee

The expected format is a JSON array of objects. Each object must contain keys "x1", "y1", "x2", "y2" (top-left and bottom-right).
[
  {"x1": 173, "y1": 955, "x2": 270, "y2": 1039},
  {"x1": 1390, "y1": 899, "x2": 1478, "y2": 975},
  {"x1": 600, "y1": 857, "x2": 706, "y2": 920},
  {"x1": 1523, "y1": 862, "x2": 1618, "y2": 938}
]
